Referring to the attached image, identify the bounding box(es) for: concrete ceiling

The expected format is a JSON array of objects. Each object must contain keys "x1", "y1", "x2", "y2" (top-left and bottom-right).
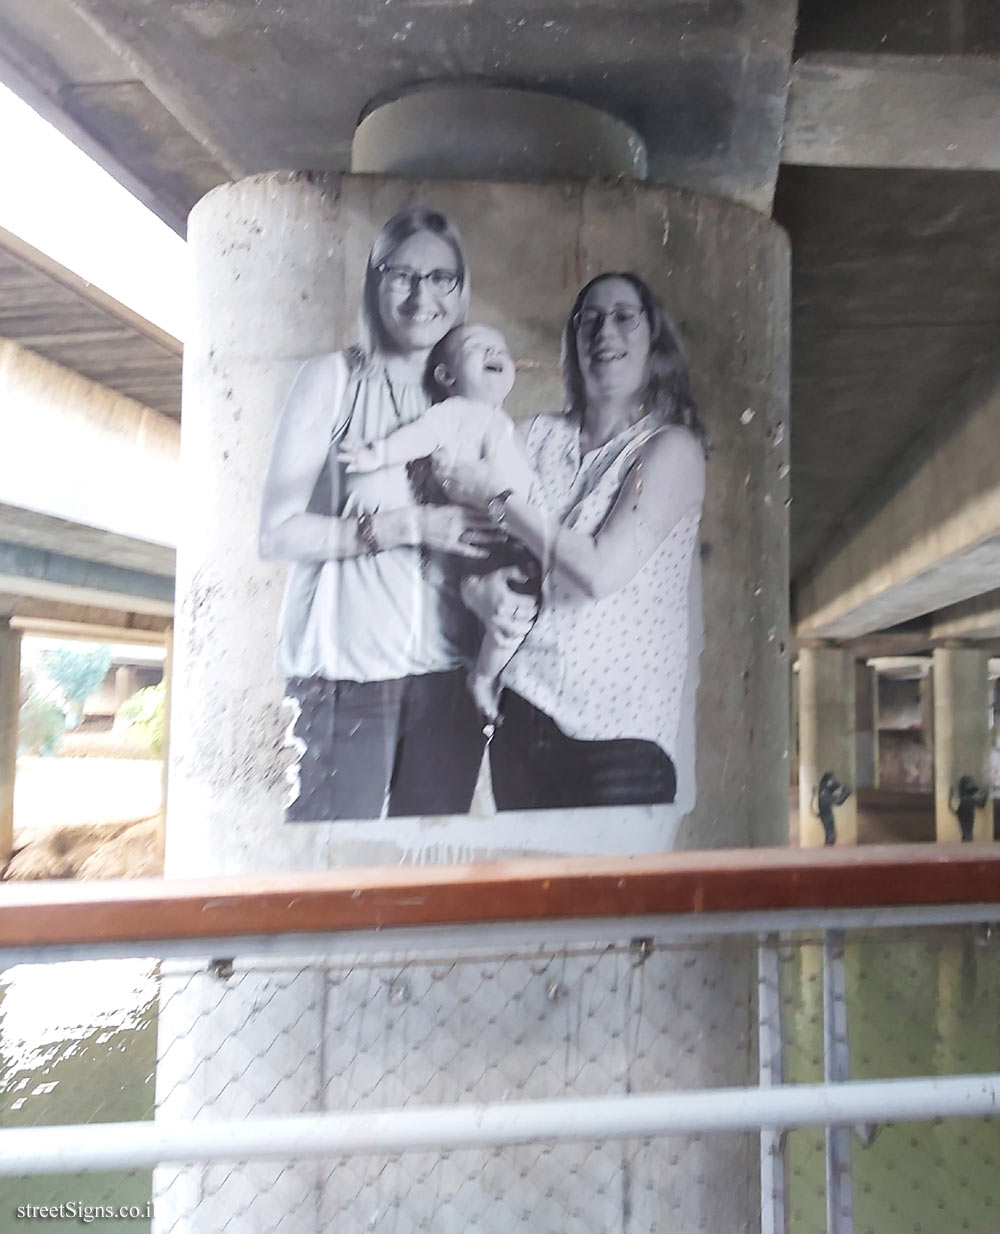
[
  {"x1": 0, "y1": 226, "x2": 182, "y2": 419},
  {"x1": 0, "y1": 0, "x2": 999, "y2": 615},
  {"x1": 0, "y1": 0, "x2": 796, "y2": 217},
  {"x1": 774, "y1": 165, "x2": 1000, "y2": 578}
]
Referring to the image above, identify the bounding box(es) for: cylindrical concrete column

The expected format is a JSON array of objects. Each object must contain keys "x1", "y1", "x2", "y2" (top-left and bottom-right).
[
  {"x1": 933, "y1": 647, "x2": 992, "y2": 842},
  {"x1": 163, "y1": 162, "x2": 788, "y2": 1231},
  {"x1": 854, "y1": 660, "x2": 879, "y2": 790},
  {"x1": 798, "y1": 647, "x2": 857, "y2": 846},
  {"x1": 0, "y1": 619, "x2": 19, "y2": 868}
]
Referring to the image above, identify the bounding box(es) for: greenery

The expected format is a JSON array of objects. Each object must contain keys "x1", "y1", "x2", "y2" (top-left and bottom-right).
[
  {"x1": 42, "y1": 644, "x2": 112, "y2": 707},
  {"x1": 17, "y1": 691, "x2": 65, "y2": 756},
  {"x1": 117, "y1": 681, "x2": 166, "y2": 757}
]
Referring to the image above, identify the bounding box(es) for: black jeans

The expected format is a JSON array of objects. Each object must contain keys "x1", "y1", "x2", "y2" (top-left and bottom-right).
[
  {"x1": 285, "y1": 670, "x2": 485, "y2": 821},
  {"x1": 489, "y1": 690, "x2": 677, "y2": 811}
]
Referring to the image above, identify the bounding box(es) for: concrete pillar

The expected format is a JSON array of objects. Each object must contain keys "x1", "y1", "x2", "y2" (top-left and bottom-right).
[
  {"x1": 114, "y1": 664, "x2": 138, "y2": 707},
  {"x1": 933, "y1": 647, "x2": 992, "y2": 842},
  {"x1": 0, "y1": 619, "x2": 19, "y2": 868},
  {"x1": 920, "y1": 663, "x2": 935, "y2": 748},
  {"x1": 854, "y1": 660, "x2": 879, "y2": 789},
  {"x1": 159, "y1": 92, "x2": 789, "y2": 1234},
  {"x1": 798, "y1": 647, "x2": 857, "y2": 847},
  {"x1": 790, "y1": 658, "x2": 800, "y2": 787}
]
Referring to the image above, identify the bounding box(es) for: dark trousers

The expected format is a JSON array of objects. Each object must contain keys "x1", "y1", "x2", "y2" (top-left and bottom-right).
[
  {"x1": 285, "y1": 670, "x2": 485, "y2": 821},
  {"x1": 489, "y1": 690, "x2": 677, "y2": 812}
]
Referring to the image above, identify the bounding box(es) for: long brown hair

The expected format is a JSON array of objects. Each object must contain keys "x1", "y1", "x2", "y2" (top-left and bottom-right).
[{"x1": 561, "y1": 272, "x2": 707, "y2": 450}]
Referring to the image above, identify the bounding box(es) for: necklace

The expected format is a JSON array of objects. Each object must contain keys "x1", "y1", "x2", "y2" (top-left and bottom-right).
[{"x1": 383, "y1": 366, "x2": 405, "y2": 426}]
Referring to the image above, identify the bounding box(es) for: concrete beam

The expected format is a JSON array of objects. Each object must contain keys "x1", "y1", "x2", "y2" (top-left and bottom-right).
[
  {"x1": 796, "y1": 371, "x2": 1000, "y2": 639},
  {"x1": 0, "y1": 540, "x2": 174, "y2": 616},
  {"x1": 0, "y1": 503, "x2": 174, "y2": 577},
  {"x1": 784, "y1": 54, "x2": 1000, "y2": 171},
  {"x1": 0, "y1": 594, "x2": 170, "y2": 635},
  {"x1": 932, "y1": 590, "x2": 1000, "y2": 640},
  {"x1": 0, "y1": 339, "x2": 179, "y2": 554},
  {"x1": 794, "y1": 633, "x2": 1000, "y2": 658}
]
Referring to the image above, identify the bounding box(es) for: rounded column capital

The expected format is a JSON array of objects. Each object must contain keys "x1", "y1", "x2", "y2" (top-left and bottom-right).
[{"x1": 352, "y1": 85, "x2": 647, "y2": 182}]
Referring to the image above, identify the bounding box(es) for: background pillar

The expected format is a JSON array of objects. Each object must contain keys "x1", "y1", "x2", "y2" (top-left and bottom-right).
[
  {"x1": 920, "y1": 664, "x2": 935, "y2": 750},
  {"x1": 798, "y1": 647, "x2": 858, "y2": 846},
  {"x1": 933, "y1": 647, "x2": 992, "y2": 842},
  {"x1": 0, "y1": 618, "x2": 19, "y2": 869},
  {"x1": 854, "y1": 659, "x2": 879, "y2": 789}
]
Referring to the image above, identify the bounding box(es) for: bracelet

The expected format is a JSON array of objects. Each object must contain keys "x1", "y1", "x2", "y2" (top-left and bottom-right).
[
  {"x1": 486, "y1": 489, "x2": 514, "y2": 526},
  {"x1": 357, "y1": 511, "x2": 380, "y2": 555}
]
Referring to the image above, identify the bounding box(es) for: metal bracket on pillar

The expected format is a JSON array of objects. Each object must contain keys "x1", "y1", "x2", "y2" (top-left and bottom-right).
[
  {"x1": 823, "y1": 930, "x2": 854, "y2": 1234},
  {"x1": 758, "y1": 934, "x2": 788, "y2": 1234}
]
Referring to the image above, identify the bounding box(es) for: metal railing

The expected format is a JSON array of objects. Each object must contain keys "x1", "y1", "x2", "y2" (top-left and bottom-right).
[{"x1": 1, "y1": 846, "x2": 998, "y2": 1233}]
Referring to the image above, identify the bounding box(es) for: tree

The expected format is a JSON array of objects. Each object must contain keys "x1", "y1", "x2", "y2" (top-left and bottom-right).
[{"x1": 42, "y1": 644, "x2": 112, "y2": 727}]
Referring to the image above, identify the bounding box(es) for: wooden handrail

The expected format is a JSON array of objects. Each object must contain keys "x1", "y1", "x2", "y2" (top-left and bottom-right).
[{"x1": 1, "y1": 845, "x2": 999, "y2": 949}]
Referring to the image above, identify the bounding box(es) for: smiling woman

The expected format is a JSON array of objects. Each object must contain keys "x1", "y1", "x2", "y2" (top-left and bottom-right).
[
  {"x1": 259, "y1": 206, "x2": 493, "y2": 822},
  {"x1": 435, "y1": 272, "x2": 707, "y2": 812}
]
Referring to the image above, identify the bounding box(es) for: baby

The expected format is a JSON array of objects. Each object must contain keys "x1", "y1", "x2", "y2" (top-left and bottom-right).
[{"x1": 340, "y1": 323, "x2": 539, "y2": 725}]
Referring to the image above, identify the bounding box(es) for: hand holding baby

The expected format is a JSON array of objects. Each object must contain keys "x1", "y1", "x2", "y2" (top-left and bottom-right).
[
  {"x1": 432, "y1": 449, "x2": 503, "y2": 510},
  {"x1": 338, "y1": 440, "x2": 387, "y2": 474}
]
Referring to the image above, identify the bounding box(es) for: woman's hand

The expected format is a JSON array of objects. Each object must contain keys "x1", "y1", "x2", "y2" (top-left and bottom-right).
[
  {"x1": 416, "y1": 505, "x2": 502, "y2": 559},
  {"x1": 338, "y1": 441, "x2": 386, "y2": 474},
  {"x1": 461, "y1": 567, "x2": 539, "y2": 640},
  {"x1": 431, "y1": 451, "x2": 505, "y2": 510}
]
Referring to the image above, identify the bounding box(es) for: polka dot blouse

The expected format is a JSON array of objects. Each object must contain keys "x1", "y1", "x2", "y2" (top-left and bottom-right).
[{"x1": 502, "y1": 412, "x2": 701, "y2": 761}]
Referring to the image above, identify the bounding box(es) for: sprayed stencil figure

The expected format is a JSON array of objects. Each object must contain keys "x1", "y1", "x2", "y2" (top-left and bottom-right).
[
  {"x1": 949, "y1": 774, "x2": 988, "y2": 843},
  {"x1": 813, "y1": 771, "x2": 851, "y2": 846}
]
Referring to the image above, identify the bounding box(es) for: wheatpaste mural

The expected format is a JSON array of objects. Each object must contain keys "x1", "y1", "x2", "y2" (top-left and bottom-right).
[{"x1": 259, "y1": 206, "x2": 706, "y2": 822}]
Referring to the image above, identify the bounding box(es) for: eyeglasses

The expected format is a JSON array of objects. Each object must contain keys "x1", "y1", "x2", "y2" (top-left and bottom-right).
[
  {"x1": 377, "y1": 264, "x2": 461, "y2": 296},
  {"x1": 572, "y1": 305, "x2": 645, "y2": 335}
]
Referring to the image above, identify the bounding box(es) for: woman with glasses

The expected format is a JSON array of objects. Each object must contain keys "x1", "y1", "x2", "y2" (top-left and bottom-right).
[
  {"x1": 437, "y1": 272, "x2": 707, "y2": 811},
  {"x1": 259, "y1": 206, "x2": 496, "y2": 821}
]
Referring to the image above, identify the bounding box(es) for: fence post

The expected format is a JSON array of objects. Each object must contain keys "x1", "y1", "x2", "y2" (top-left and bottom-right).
[
  {"x1": 823, "y1": 929, "x2": 854, "y2": 1233},
  {"x1": 758, "y1": 934, "x2": 787, "y2": 1234}
]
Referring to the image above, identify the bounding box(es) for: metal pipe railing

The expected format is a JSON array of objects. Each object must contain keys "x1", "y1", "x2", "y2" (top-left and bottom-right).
[{"x1": 2, "y1": 1075, "x2": 998, "y2": 1176}]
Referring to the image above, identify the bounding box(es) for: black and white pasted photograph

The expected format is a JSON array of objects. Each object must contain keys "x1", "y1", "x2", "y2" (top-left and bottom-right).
[{"x1": 259, "y1": 205, "x2": 706, "y2": 823}]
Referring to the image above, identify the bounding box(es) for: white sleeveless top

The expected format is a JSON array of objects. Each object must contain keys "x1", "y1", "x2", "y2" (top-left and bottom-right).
[
  {"x1": 502, "y1": 412, "x2": 701, "y2": 760},
  {"x1": 274, "y1": 355, "x2": 472, "y2": 682}
]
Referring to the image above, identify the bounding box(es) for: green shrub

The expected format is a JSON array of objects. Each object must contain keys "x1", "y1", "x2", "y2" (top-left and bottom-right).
[
  {"x1": 18, "y1": 692, "x2": 65, "y2": 756},
  {"x1": 117, "y1": 681, "x2": 166, "y2": 757}
]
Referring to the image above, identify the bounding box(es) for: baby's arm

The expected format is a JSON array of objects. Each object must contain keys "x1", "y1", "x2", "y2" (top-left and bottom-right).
[
  {"x1": 339, "y1": 404, "x2": 460, "y2": 473},
  {"x1": 483, "y1": 415, "x2": 539, "y2": 502}
]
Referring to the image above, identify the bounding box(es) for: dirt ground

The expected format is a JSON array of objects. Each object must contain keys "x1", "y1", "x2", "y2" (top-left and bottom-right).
[{"x1": 4, "y1": 756, "x2": 163, "y2": 880}]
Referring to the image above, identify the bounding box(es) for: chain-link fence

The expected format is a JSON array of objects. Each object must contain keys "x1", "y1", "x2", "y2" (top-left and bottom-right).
[{"x1": 1, "y1": 922, "x2": 998, "y2": 1233}]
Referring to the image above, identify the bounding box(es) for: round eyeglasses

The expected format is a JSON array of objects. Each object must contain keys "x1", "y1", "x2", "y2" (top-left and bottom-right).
[
  {"x1": 377, "y1": 264, "x2": 461, "y2": 296},
  {"x1": 572, "y1": 305, "x2": 645, "y2": 335}
]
